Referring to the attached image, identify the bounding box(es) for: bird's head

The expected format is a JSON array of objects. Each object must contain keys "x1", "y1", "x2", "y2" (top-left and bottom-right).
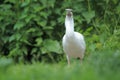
[{"x1": 66, "y1": 9, "x2": 73, "y2": 17}]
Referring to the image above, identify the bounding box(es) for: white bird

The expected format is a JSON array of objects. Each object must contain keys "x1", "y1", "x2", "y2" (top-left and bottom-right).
[{"x1": 62, "y1": 9, "x2": 86, "y2": 65}]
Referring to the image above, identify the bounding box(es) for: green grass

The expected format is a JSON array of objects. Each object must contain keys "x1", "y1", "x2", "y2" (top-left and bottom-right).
[
  {"x1": 0, "y1": 0, "x2": 120, "y2": 80},
  {"x1": 0, "y1": 49, "x2": 120, "y2": 80}
]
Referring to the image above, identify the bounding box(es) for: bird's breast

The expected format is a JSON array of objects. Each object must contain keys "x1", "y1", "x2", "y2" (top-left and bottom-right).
[{"x1": 63, "y1": 33, "x2": 85, "y2": 58}]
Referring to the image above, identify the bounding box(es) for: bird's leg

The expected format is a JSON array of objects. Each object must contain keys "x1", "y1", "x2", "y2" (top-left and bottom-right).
[
  {"x1": 80, "y1": 59, "x2": 82, "y2": 64},
  {"x1": 79, "y1": 57, "x2": 83, "y2": 64},
  {"x1": 66, "y1": 55, "x2": 70, "y2": 65}
]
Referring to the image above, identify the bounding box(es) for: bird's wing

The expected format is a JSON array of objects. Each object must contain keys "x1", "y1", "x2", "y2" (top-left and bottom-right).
[{"x1": 74, "y1": 32, "x2": 86, "y2": 49}]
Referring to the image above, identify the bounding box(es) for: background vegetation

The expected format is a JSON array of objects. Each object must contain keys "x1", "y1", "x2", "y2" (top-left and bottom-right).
[{"x1": 0, "y1": 0, "x2": 120, "y2": 80}]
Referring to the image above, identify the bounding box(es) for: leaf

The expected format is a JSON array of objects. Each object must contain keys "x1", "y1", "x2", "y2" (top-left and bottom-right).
[
  {"x1": 20, "y1": 0, "x2": 30, "y2": 7},
  {"x1": 14, "y1": 21, "x2": 25, "y2": 30},
  {"x1": 48, "y1": 0, "x2": 55, "y2": 8},
  {"x1": 32, "y1": 3, "x2": 44, "y2": 12},
  {"x1": 9, "y1": 33, "x2": 21, "y2": 42},
  {"x1": 26, "y1": 28, "x2": 36, "y2": 33},
  {"x1": 34, "y1": 18, "x2": 47, "y2": 27},
  {"x1": 9, "y1": 47, "x2": 22, "y2": 56},
  {"x1": 41, "y1": 47, "x2": 47, "y2": 54},
  {"x1": 57, "y1": 16, "x2": 64, "y2": 23},
  {"x1": 42, "y1": 26, "x2": 53, "y2": 30},
  {"x1": 116, "y1": 3, "x2": 120, "y2": 13},
  {"x1": 31, "y1": 48, "x2": 37, "y2": 54},
  {"x1": 41, "y1": 39, "x2": 62, "y2": 54},
  {"x1": 9, "y1": 35, "x2": 15, "y2": 42},
  {"x1": 20, "y1": 39, "x2": 31, "y2": 45},
  {"x1": 0, "y1": 16, "x2": 3, "y2": 21},
  {"x1": 84, "y1": 27, "x2": 93, "y2": 36},
  {"x1": 25, "y1": 14, "x2": 35, "y2": 23},
  {"x1": 82, "y1": 11, "x2": 95, "y2": 23},
  {"x1": 4, "y1": 0, "x2": 16, "y2": 4},
  {"x1": 50, "y1": 21, "x2": 56, "y2": 26},
  {"x1": 0, "y1": 4, "x2": 12, "y2": 9},
  {"x1": 15, "y1": 33, "x2": 21, "y2": 41},
  {"x1": 40, "y1": 12, "x2": 49, "y2": 19},
  {"x1": 39, "y1": 21, "x2": 47, "y2": 27},
  {"x1": 35, "y1": 38, "x2": 43, "y2": 46},
  {"x1": 22, "y1": 47, "x2": 28, "y2": 55}
]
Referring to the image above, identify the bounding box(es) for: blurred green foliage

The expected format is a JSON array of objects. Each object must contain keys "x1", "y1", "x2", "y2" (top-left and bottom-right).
[
  {"x1": 0, "y1": 0, "x2": 120, "y2": 80},
  {"x1": 0, "y1": 0, "x2": 120, "y2": 63}
]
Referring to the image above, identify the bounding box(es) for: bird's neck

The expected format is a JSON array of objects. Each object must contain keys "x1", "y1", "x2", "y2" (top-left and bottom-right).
[{"x1": 65, "y1": 16, "x2": 74, "y2": 37}]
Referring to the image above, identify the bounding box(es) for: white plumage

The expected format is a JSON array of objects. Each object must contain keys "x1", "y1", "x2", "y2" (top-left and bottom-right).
[{"x1": 62, "y1": 9, "x2": 86, "y2": 65}]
